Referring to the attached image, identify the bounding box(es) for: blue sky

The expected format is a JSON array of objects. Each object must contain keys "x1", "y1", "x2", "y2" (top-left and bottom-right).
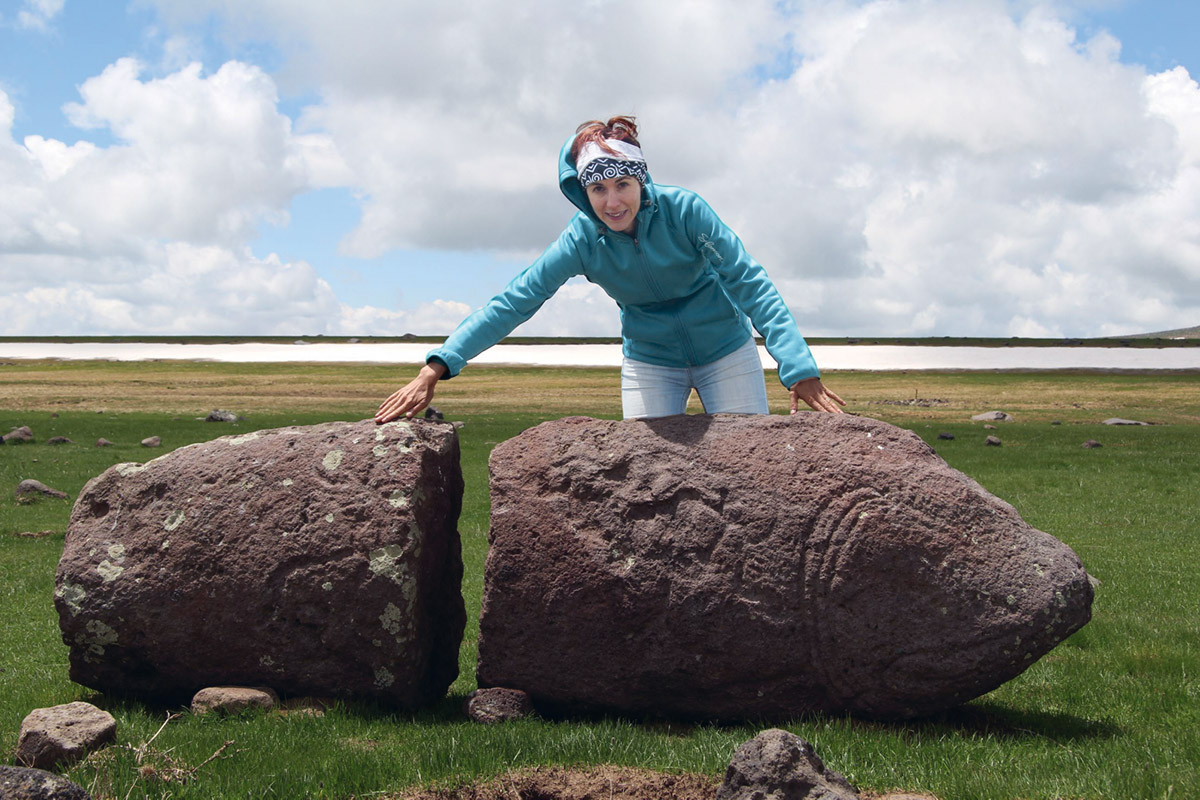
[{"x1": 2, "y1": 1, "x2": 1198, "y2": 338}]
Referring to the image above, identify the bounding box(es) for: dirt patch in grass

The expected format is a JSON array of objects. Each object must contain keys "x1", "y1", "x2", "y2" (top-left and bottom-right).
[{"x1": 388, "y1": 765, "x2": 936, "y2": 800}]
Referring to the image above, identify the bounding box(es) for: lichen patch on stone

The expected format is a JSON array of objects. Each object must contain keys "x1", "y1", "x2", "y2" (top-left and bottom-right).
[
  {"x1": 374, "y1": 666, "x2": 395, "y2": 688},
  {"x1": 322, "y1": 450, "x2": 345, "y2": 472},
  {"x1": 164, "y1": 509, "x2": 186, "y2": 531},
  {"x1": 96, "y1": 560, "x2": 125, "y2": 582},
  {"x1": 380, "y1": 602, "x2": 407, "y2": 636},
  {"x1": 225, "y1": 432, "x2": 262, "y2": 446},
  {"x1": 56, "y1": 582, "x2": 87, "y2": 617}
]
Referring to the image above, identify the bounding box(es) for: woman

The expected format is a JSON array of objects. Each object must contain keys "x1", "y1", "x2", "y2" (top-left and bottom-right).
[{"x1": 376, "y1": 116, "x2": 843, "y2": 423}]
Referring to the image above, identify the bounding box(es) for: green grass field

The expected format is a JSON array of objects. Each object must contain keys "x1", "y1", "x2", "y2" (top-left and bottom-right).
[{"x1": 1, "y1": 361, "x2": 1197, "y2": 799}]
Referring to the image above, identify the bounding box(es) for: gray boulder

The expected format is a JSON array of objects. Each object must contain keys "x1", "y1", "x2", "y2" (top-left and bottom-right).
[
  {"x1": 204, "y1": 410, "x2": 239, "y2": 422},
  {"x1": 56, "y1": 419, "x2": 465, "y2": 709},
  {"x1": 15, "y1": 480, "x2": 69, "y2": 500},
  {"x1": 0, "y1": 766, "x2": 92, "y2": 800},
  {"x1": 716, "y1": 729, "x2": 858, "y2": 800},
  {"x1": 477, "y1": 414, "x2": 1092, "y2": 720},
  {"x1": 1102, "y1": 418, "x2": 1149, "y2": 426},
  {"x1": 3, "y1": 426, "x2": 34, "y2": 444},
  {"x1": 971, "y1": 411, "x2": 1011, "y2": 422},
  {"x1": 15, "y1": 702, "x2": 116, "y2": 770}
]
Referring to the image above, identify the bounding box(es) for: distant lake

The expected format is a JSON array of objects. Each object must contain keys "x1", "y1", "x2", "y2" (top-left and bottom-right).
[{"x1": 2, "y1": 341, "x2": 1198, "y2": 371}]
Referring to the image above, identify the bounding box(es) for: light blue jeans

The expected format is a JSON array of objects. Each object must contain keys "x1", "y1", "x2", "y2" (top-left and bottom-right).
[{"x1": 621, "y1": 337, "x2": 770, "y2": 419}]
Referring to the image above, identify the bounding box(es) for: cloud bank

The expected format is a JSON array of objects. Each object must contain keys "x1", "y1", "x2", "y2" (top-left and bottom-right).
[{"x1": 1, "y1": 0, "x2": 1197, "y2": 338}]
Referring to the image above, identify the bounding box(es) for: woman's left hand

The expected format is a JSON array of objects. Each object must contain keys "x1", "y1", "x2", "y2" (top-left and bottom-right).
[{"x1": 789, "y1": 377, "x2": 846, "y2": 414}]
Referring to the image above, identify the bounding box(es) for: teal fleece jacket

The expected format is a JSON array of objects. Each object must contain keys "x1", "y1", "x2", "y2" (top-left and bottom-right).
[{"x1": 426, "y1": 136, "x2": 820, "y2": 389}]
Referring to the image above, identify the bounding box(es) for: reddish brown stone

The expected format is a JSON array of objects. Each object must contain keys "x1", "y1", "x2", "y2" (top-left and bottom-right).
[
  {"x1": 477, "y1": 414, "x2": 1092, "y2": 720},
  {"x1": 56, "y1": 419, "x2": 465, "y2": 709}
]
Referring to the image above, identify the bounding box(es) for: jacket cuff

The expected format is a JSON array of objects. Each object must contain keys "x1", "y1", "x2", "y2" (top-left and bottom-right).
[
  {"x1": 425, "y1": 350, "x2": 463, "y2": 379},
  {"x1": 778, "y1": 355, "x2": 820, "y2": 389}
]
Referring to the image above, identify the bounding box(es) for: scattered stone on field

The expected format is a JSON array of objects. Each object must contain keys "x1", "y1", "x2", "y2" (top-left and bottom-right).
[
  {"x1": 17, "y1": 530, "x2": 59, "y2": 538},
  {"x1": 936, "y1": 432, "x2": 954, "y2": 440},
  {"x1": 47, "y1": 436, "x2": 74, "y2": 445},
  {"x1": 1082, "y1": 440, "x2": 1103, "y2": 449},
  {"x1": 95, "y1": 438, "x2": 114, "y2": 447},
  {"x1": 0, "y1": 765, "x2": 93, "y2": 800},
  {"x1": 424, "y1": 406, "x2": 444, "y2": 420},
  {"x1": 15, "y1": 479, "x2": 68, "y2": 500},
  {"x1": 57, "y1": 418, "x2": 465, "y2": 709},
  {"x1": 985, "y1": 435, "x2": 1002, "y2": 446},
  {"x1": 140, "y1": 436, "x2": 161, "y2": 447},
  {"x1": 465, "y1": 687, "x2": 534, "y2": 724},
  {"x1": 1102, "y1": 418, "x2": 1149, "y2": 426},
  {"x1": 275, "y1": 697, "x2": 333, "y2": 718},
  {"x1": 191, "y1": 686, "x2": 279, "y2": 715},
  {"x1": 3, "y1": 426, "x2": 34, "y2": 444},
  {"x1": 15, "y1": 702, "x2": 116, "y2": 770},
  {"x1": 983, "y1": 424, "x2": 997, "y2": 430},
  {"x1": 1051, "y1": 420, "x2": 1062, "y2": 425},
  {"x1": 717, "y1": 728, "x2": 858, "y2": 800},
  {"x1": 971, "y1": 411, "x2": 1011, "y2": 422},
  {"x1": 204, "y1": 410, "x2": 239, "y2": 422},
  {"x1": 478, "y1": 414, "x2": 1092, "y2": 720}
]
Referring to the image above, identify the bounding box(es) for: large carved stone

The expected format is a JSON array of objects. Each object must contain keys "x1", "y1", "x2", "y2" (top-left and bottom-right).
[
  {"x1": 477, "y1": 414, "x2": 1092, "y2": 720},
  {"x1": 56, "y1": 419, "x2": 464, "y2": 709}
]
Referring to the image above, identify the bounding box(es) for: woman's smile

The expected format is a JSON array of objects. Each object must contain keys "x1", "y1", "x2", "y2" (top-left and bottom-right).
[{"x1": 587, "y1": 175, "x2": 641, "y2": 234}]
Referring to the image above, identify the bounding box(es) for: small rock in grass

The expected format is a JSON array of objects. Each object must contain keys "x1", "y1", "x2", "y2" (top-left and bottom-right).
[
  {"x1": 716, "y1": 728, "x2": 858, "y2": 800},
  {"x1": 466, "y1": 688, "x2": 534, "y2": 724},
  {"x1": 985, "y1": 435, "x2": 1003, "y2": 447},
  {"x1": 96, "y1": 438, "x2": 114, "y2": 447},
  {"x1": 191, "y1": 686, "x2": 279, "y2": 715},
  {"x1": 15, "y1": 479, "x2": 68, "y2": 500},
  {"x1": 3, "y1": 426, "x2": 34, "y2": 444},
  {"x1": 971, "y1": 411, "x2": 1011, "y2": 422},
  {"x1": 16, "y1": 702, "x2": 116, "y2": 770},
  {"x1": 140, "y1": 436, "x2": 161, "y2": 447},
  {"x1": 1102, "y1": 418, "x2": 1149, "y2": 426},
  {"x1": 1082, "y1": 440, "x2": 1103, "y2": 449},
  {"x1": 936, "y1": 432, "x2": 954, "y2": 440},
  {"x1": 275, "y1": 697, "x2": 333, "y2": 718},
  {"x1": 47, "y1": 436, "x2": 74, "y2": 445},
  {"x1": 204, "y1": 410, "x2": 239, "y2": 422}
]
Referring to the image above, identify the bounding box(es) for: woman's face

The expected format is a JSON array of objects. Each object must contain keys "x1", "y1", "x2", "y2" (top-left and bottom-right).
[{"x1": 586, "y1": 175, "x2": 641, "y2": 234}]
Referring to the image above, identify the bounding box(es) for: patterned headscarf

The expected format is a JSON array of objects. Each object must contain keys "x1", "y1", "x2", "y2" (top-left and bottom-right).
[{"x1": 576, "y1": 139, "x2": 648, "y2": 187}]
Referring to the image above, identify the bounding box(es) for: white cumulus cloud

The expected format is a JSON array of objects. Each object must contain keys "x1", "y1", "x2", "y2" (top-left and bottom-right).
[{"x1": 3, "y1": 0, "x2": 1199, "y2": 338}]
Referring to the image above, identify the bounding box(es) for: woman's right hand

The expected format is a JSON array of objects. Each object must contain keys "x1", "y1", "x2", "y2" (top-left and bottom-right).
[{"x1": 375, "y1": 361, "x2": 447, "y2": 423}]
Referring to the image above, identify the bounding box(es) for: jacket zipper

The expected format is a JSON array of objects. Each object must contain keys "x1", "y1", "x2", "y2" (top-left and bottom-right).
[{"x1": 632, "y1": 233, "x2": 699, "y2": 365}]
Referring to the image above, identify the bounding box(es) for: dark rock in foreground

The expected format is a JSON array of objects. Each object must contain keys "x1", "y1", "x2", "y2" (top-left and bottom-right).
[
  {"x1": 477, "y1": 414, "x2": 1092, "y2": 720},
  {"x1": 56, "y1": 419, "x2": 465, "y2": 709},
  {"x1": 0, "y1": 765, "x2": 93, "y2": 800}
]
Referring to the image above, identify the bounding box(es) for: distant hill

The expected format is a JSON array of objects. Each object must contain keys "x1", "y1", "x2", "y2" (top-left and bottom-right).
[{"x1": 1127, "y1": 325, "x2": 1200, "y2": 339}]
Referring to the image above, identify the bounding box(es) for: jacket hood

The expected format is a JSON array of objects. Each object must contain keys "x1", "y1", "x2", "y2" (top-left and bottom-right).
[{"x1": 558, "y1": 133, "x2": 654, "y2": 227}]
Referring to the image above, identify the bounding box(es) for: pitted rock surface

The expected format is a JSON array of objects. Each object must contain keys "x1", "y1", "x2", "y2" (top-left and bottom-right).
[
  {"x1": 0, "y1": 765, "x2": 93, "y2": 800},
  {"x1": 477, "y1": 414, "x2": 1092, "y2": 720},
  {"x1": 56, "y1": 419, "x2": 465, "y2": 709},
  {"x1": 716, "y1": 728, "x2": 858, "y2": 800}
]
